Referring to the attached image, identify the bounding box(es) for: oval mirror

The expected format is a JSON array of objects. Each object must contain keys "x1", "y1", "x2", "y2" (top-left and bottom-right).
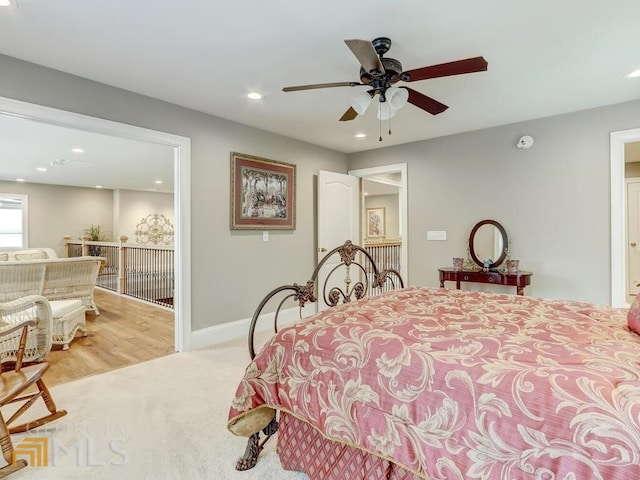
[{"x1": 468, "y1": 220, "x2": 508, "y2": 269}]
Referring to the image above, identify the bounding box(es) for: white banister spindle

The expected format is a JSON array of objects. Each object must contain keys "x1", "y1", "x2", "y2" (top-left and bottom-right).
[{"x1": 364, "y1": 240, "x2": 401, "y2": 296}]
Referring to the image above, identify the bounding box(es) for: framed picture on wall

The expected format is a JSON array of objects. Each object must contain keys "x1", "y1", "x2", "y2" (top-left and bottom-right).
[
  {"x1": 366, "y1": 207, "x2": 385, "y2": 238},
  {"x1": 230, "y1": 152, "x2": 296, "y2": 230}
]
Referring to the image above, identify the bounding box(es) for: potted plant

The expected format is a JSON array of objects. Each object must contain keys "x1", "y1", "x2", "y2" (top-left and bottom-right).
[{"x1": 83, "y1": 224, "x2": 105, "y2": 256}]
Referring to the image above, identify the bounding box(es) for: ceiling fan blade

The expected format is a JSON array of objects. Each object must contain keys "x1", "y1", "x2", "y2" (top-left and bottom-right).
[
  {"x1": 339, "y1": 107, "x2": 358, "y2": 122},
  {"x1": 403, "y1": 56, "x2": 488, "y2": 82},
  {"x1": 283, "y1": 81, "x2": 363, "y2": 92},
  {"x1": 402, "y1": 87, "x2": 449, "y2": 115},
  {"x1": 344, "y1": 39, "x2": 385, "y2": 74}
]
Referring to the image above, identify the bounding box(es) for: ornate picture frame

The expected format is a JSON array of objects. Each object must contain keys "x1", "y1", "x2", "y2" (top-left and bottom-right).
[
  {"x1": 230, "y1": 152, "x2": 296, "y2": 230},
  {"x1": 366, "y1": 207, "x2": 385, "y2": 238}
]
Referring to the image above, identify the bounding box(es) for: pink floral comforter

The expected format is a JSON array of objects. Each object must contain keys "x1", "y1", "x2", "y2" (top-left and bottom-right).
[{"x1": 228, "y1": 287, "x2": 640, "y2": 479}]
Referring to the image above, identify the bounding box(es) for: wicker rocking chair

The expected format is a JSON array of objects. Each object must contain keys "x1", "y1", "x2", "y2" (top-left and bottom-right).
[{"x1": 0, "y1": 296, "x2": 67, "y2": 477}]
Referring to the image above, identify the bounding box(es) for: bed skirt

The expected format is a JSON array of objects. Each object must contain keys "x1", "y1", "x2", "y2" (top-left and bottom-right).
[{"x1": 277, "y1": 412, "x2": 422, "y2": 480}]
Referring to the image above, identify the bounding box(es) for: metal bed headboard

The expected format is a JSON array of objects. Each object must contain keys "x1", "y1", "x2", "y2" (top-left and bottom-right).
[{"x1": 247, "y1": 240, "x2": 404, "y2": 358}]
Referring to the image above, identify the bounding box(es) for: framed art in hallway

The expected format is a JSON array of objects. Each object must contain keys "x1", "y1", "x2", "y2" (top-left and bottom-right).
[
  {"x1": 230, "y1": 152, "x2": 296, "y2": 230},
  {"x1": 366, "y1": 207, "x2": 385, "y2": 238}
]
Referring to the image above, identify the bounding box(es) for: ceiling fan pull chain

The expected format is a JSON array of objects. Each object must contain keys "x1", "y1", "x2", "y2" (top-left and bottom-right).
[{"x1": 379, "y1": 115, "x2": 382, "y2": 142}]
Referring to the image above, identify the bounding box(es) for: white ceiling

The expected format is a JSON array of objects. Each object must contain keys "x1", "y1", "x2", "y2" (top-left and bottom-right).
[
  {"x1": 0, "y1": 115, "x2": 174, "y2": 192},
  {"x1": 0, "y1": 1, "x2": 639, "y2": 190}
]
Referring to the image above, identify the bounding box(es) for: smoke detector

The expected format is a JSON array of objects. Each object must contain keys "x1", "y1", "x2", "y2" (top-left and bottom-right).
[{"x1": 517, "y1": 135, "x2": 534, "y2": 149}]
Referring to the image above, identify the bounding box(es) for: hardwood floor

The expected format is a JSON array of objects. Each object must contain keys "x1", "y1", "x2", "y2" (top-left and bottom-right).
[{"x1": 45, "y1": 288, "x2": 175, "y2": 386}]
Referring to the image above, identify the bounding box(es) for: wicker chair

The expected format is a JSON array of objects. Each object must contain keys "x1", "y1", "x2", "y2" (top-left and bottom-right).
[
  {"x1": 0, "y1": 295, "x2": 52, "y2": 364},
  {"x1": 0, "y1": 295, "x2": 66, "y2": 476}
]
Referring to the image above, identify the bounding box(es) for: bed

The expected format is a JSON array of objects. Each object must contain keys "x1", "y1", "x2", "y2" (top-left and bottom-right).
[{"x1": 227, "y1": 241, "x2": 640, "y2": 479}]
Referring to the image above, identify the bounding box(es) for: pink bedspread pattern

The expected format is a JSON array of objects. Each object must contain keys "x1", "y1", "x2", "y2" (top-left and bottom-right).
[
  {"x1": 278, "y1": 411, "x2": 421, "y2": 480},
  {"x1": 228, "y1": 287, "x2": 640, "y2": 479}
]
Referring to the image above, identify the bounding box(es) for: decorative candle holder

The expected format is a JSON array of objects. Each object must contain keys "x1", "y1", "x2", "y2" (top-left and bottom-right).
[
  {"x1": 452, "y1": 257, "x2": 464, "y2": 272},
  {"x1": 506, "y1": 259, "x2": 520, "y2": 274}
]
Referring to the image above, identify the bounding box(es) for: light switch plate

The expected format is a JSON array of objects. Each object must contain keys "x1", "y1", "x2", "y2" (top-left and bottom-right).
[
  {"x1": 427, "y1": 230, "x2": 447, "y2": 241},
  {"x1": 262, "y1": 231, "x2": 269, "y2": 242}
]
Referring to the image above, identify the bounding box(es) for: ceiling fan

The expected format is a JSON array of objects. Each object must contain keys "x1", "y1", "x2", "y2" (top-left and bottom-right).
[{"x1": 282, "y1": 37, "x2": 488, "y2": 122}]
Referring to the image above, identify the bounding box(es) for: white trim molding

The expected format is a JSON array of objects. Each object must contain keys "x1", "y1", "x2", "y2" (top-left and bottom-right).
[{"x1": 190, "y1": 304, "x2": 316, "y2": 351}]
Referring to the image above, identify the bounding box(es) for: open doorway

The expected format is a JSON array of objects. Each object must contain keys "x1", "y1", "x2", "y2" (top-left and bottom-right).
[
  {"x1": 0, "y1": 95, "x2": 192, "y2": 351},
  {"x1": 623, "y1": 142, "x2": 640, "y2": 304},
  {"x1": 349, "y1": 164, "x2": 408, "y2": 282},
  {"x1": 611, "y1": 128, "x2": 640, "y2": 307}
]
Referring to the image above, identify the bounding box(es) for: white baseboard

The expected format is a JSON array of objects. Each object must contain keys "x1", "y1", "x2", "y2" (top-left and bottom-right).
[{"x1": 190, "y1": 303, "x2": 316, "y2": 351}]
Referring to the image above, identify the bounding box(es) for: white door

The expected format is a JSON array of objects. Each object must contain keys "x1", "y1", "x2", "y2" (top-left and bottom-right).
[
  {"x1": 317, "y1": 170, "x2": 359, "y2": 310},
  {"x1": 627, "y1": 179, "x2": 640, "y2": 299}
]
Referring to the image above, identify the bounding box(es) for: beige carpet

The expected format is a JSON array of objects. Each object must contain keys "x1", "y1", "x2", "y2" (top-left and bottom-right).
[{"x1": 7, "y1": 334, "x2": 308, "y2": 480}]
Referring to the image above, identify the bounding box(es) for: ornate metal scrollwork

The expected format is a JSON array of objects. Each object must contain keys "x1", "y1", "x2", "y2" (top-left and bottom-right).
[
  {"x1": 338, "y1": 240, "x2": 357, "y2": 265},
  {"x1": 134, "y1": 214, "x2": 174, "y2": 245},
  {"x1": 293, "y1": 280, "x2": 316, "y2": 306},
  {"x1": 353, "y1": 282, "x2": 366, "y2": 300}
]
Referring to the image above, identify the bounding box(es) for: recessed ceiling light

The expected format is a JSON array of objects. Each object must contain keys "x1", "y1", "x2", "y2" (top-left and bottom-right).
[
  {"x1": 355, "y1": 133, "x2": 367, "y2": 138},
  {"x1": 71, "y1": 147, "x2": 84, "y2": 153},
  {"x1": 363, "y1": 192, "x2": 369, "y2": 196},
  {"x1": 95, "y1": 185, "x2": 103, "y2": 189},
  {"x1": 154, "y1": 180, "x2": 163, "y2": 184},
  {"x1": 16, "y1": 178, "x2": 24, "y2": 182},
  {"x1": 36, "y1": 167, "x2": 47, "y2": 172},
  {"x1": 247, "y1": 92, "x2": 263, "y2": 100},
  {"x1": 0, "y1": 0, "x2": 16, "y2": 7},
  {"x1": 626, "y1": 68, "x2": 640, "y2": 78}
]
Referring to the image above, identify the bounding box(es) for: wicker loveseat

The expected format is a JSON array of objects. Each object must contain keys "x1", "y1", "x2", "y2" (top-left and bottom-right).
[
  {"x1": 0, "y1": 255, "x2": 105, "y2": 350},
  {"x1": 0, "y1": 255, "x2": 105, "y2": 313}
]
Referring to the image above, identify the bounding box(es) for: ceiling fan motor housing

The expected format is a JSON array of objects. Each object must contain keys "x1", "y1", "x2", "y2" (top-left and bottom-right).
[
  {"x1": 372, "y1": 37, "x2": 392, "y2": 56},
  {"x1": 359, "y1": 57, "x2": 403, "y2": 91}
]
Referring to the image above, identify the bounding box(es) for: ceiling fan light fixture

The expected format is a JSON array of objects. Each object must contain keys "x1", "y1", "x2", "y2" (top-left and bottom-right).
[
  {"x1": 377, "y1": 103, "x2": 399, "y2": 120},
  {"x1": 376, "y1": 86, "x2": 408, "y2": 120},
  {"x1": 351, "y1": 91, "x2": 373, "y2": 115},
  {"x1": 385, "y1": 86, "x2": 409, "y2": 110}
]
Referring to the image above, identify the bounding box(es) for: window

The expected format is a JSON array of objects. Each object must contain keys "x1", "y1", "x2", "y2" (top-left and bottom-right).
[{"x1": 0, "y1": 193, "x2": 27, "y2": 248}]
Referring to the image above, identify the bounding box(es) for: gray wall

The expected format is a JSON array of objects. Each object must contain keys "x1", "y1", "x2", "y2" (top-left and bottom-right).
[
  {"x1": 0, "y1": 182, "x2": 176, "y2": 251},
  {"x1": 0, "y1": 54, "x2": 348, "y2": 329},
  {"x1": 349, "y1": 99, "x2": 640, "y2": 304},
  {"x1": 115, "y1": 189, "x2": 174, "y2": 244},
  {"x1": 0, "y1": 180, "x2": 113, "y2": 254}
]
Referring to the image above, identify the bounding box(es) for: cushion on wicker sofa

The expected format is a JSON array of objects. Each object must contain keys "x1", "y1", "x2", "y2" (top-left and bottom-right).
[
  {"x1": 50, "y1": 299, "x2": 87, "y2": 350},
  {"x1": 0, "y1": 248, "x2": 58, "y2": 261}
]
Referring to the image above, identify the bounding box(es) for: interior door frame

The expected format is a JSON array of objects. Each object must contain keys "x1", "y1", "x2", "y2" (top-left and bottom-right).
[
  {"x1": 348, "y1": 163, "x2": 408, "y2": 282},
  {"x1": 611, "y1": 127, "x2": 640, "y2": 307},
  {"x1": 0, "y1": 95, "x2": 192, "y2": 351},
  {"x1": 625, "y1": 177, "x2": 640, "y2": 299}
]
